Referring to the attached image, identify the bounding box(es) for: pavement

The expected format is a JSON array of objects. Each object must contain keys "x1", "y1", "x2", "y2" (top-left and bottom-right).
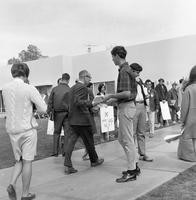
[{"x1": 0, "y1": 124, "x2": 195, "y2": 200}]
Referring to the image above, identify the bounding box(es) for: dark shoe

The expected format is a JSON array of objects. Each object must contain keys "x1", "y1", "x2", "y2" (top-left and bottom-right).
[
  {"x1": 139, "y1": 155, "x2": 153, "y2": 162},
  {"x1": 64, "y1": 167, "x2": 78, "y2": 174},
  {"x1": 91, "y1": 158, "x2": 104, "y2": 167},
  {"x1": 7, "y1": 184, "x2": 17, "y2": 200},
  {"x1": 21, "y1": 193, "x2": 36, "y2": 200},
  {"x1": 51, "y1": 153, "x2": 58, "y2": 157},
  {"x1": 116, "y1": 171, "x2": 136, "y2": 183},
  {"x1": 122, "y1": 163, "x2": 141, "y2": 176}
]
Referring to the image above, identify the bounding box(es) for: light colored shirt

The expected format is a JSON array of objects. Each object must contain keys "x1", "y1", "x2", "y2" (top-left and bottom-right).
[
  {"x1": 2, "y1": 78, "x2": 47, "y2": 134},
  {"x1": 136, "y1": 84, "x2": 148, "y2": 101}
]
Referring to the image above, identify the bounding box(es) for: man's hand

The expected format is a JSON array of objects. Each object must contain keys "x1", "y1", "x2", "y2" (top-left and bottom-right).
[{"x1": 103, "y1": 94, "x2": 113, "y2": 102}]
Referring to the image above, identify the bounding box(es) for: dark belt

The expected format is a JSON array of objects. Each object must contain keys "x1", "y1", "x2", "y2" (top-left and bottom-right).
[{"x1": 135, "y1": 100, "x2": 144, "y2": 104}]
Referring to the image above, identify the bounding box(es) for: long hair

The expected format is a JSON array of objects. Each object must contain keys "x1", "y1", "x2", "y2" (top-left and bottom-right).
[{"x1": 184, "y1": 65, "x2": 196, "y2": 90}]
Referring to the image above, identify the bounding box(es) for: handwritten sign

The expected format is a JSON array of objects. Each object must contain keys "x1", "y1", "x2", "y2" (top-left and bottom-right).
[
  {"x1": 100, "y1": 106, "x2": 115, "y2": 133},
  {"x1": 160, "y1": 101, "x2": 171, "y2": 120},
  {"x1": 47, "y1": 119, "x2": 64, "y2": 136}
]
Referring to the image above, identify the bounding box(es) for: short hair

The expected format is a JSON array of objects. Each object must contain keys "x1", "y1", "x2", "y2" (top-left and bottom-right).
[
  {"x1": 62, "y1": 73, "x2": 70, "y2": 81},
  {"x1": 145, "y1": 79, "x2": 152, "y2": 85},
  {"x1": 130, "y1": 63, "x2": 143, "y2": 72},
  {"x1": 179, "y1": 78, "x2": 184, "y2": 84},
  {"x1": 57, "y1": 78, "x2": 61, "y2": 85},
  {"x1": 11, "y1": 63, "x2": 30, "y2": 78},
  {"x1": 79, "y1": 70, "x2": 89, "y2": 78},
  {"x1": 111, "y1": 46, "x2": 127, "y2": 59},
  {"x1": 158, "y1": 78, "x2": 164, "y2": 82},
  {"x1": 98, "y1": 83, "x2": 105, "y2": 93}
]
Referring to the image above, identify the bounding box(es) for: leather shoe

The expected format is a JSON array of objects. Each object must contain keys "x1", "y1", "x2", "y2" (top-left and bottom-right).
[
  {"x1": 122, "y1": 164, "x2": 141, "y2": 176},
  {"x1": 64, "y1": 167, "x2": 78, "y2": 174},
  {"x1": 139, "y1": 155, "x2": 153, "y2": 162},
  {"x1": 91, "y1": 158, "x2": 104, "y2": 167},
  {"x1": 116, "y1": 171, "x2": 136, "y2": 183},
  {"x1": 21, "y1": 193, "x2": 36, "y2": 200},
  {"x1": 7, "y1": 184, "x2": 17, "y2": 200}
]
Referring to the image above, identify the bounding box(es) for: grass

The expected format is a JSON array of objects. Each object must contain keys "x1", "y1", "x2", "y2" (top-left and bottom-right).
[
  {"x1": 136, "y1": 164, "x2": 196, "y2": 200},
  {"x1": 0, "y1": 118, "x2": 117, "y2": 169}
]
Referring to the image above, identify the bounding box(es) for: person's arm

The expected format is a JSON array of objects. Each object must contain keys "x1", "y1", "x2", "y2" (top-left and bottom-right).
[
  {"x1": 30, "y1": 86, "x2": 47, "y2": 113},
  {"x1": 181, "y1": 89, "x2": 190, "y2": 127},
  {"x1": 47, "y1": 89, "x2": 54, "y2": 114}
]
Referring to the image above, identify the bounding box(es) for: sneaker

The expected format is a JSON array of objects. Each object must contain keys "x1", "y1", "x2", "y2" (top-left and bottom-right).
[
  {"x1": 91, "y1": 158, "x2": 104, "y2": 167},
  {"x1": 21, "y1": 193, "x2": 36, "y2": 200}
]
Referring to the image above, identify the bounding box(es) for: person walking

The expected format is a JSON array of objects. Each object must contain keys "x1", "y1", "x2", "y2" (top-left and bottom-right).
[
  {"x1": 47, "y1": 73, "x2": 71, "y2": 157},
  {"x1": 64, "y1": 70, "x2": 104, "y2": 174},
  {"x1": 103, "y1": 46, "x2": 140, "y2": 183},
  {"x1": 3, "y1": 63, "x2": 47, "y2": 200}
]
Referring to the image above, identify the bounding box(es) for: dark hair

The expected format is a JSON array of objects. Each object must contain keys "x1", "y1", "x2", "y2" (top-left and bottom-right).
[
  {"x1": 11, "y1": 63, "x2": 29, "y2": 78},
  {"x1": 111, "y1": 46, "x2": 127, "y2": 59},
  {"x1": 179, "y1": 78, "x2": 184, "y2": 84},
  {"x1": 184, "y1": 65, "x2": 196, "y2": 89},
  {"x1": 158, "y1": 78, "x2": 164, "y2": 83},
  {"x1": 130, "y1": 63, "x2": 143, "y2": 72},
  {"x1": 62, "y1": 73, "x2": 70, "y2": 81},
  {"x1": 145, "y1": 79, "x2": 152, "y2": 85},
  {"x1": 98, "y1": 83, "x2": 105, "y2": 93},
  {"x1": 57, "y1": 78, "x2": 61, "y2": 85}
]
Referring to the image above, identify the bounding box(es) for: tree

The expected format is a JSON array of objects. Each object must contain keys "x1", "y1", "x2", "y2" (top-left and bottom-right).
[
  {"x1": 7, "y1": 57, "x2": 21, "y2": 65},
  {"x1": 7, "y1": 44, "x2": 47, "y2": 64}
]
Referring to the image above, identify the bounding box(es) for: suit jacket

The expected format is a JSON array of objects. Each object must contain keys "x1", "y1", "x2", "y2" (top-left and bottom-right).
[
  {"x1": 68, "y1": 82, "x2": 93, "y2": 126},
  {"x1": 147, "y1": 89, "x2": 159, "y2": 111}
]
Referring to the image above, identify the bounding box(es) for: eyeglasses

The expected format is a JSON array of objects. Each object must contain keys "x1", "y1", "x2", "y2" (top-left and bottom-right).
[{"x1": 85, "y1": 75, "x2": 91, "y2": 79}]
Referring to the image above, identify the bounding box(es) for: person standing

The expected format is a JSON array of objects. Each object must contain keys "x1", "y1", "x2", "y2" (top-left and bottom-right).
[
  {"x1": 47, "y1": 73, "x2": 70, "y2": 157},
  {"x1": 167, "y1": 82, "x2": 179, "y2": 124},
  {"x1": 145, "y1": 79, "x2": 159, "y2": 138},
  {"x1": 155, "y1": 78, "x2": 168, "y2": 127},
  {"x1": 178, "y1": 66, "x2": 196, "y2": 161},
  {"x1": 103, "y1": 46, "x2": 140, "y2": 183},
  {"x1": 131, "y1": 64, "x2": 153, "y2": 162},
  {"x1": 64, "y1": 70, "x2": 104, "y2": 174},
  {"x1": 3, "y1": 63, "x2": 46, "y2": 200}
]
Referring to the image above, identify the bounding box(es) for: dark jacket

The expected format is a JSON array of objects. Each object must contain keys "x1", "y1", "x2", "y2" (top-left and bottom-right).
[
  {"x1": 47, "y1": 83, "x2": 70, "y2": 114},
  {"x1": 155, "y1": 83, "x2": 168, "y2": 101},
  {"x1": 167, "y1": 87, "x2": 179, "y2": 111},
  {"x1": 147, "y1": 89, "x2": 159, "y2": 111},
  {"x1": 68, "y1": 82, "x2": 93, "y2": 126}
]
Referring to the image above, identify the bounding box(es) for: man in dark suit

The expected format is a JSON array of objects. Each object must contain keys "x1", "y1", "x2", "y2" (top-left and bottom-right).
[
  {"x1": 47, "y1": 73, "x2": 70, "y2": 157},
  {"x1": 64, "y1": 70, "x2": 104, "y2": 174}
]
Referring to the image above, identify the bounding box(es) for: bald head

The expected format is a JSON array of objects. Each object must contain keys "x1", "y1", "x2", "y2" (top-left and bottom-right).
[{"x1": 78, "y1": 70, "x2": 92, "y2": 84}]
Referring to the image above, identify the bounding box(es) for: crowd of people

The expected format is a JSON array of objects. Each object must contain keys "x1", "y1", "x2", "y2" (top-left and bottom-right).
[{"x1": 2, "y1": 46, "x2": 196, "y2": 199}]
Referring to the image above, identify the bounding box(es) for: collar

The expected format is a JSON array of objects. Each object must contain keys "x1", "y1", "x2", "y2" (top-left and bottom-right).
[
  {"x1": 14, "y1": 77, "x2": 24, "y2": 83},
  {"x1": 118, "y1": 62, "x2": 129, "y2": 72}
]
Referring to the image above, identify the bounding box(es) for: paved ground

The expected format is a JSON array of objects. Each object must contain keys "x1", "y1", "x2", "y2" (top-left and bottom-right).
[{"x1": 0, "y1": 124, "x2": 195, "y2": 200}]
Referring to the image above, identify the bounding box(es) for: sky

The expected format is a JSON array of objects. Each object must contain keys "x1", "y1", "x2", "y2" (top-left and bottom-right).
[{"x1": 1, "y1": 0, "x2": 196, "y2": 65}]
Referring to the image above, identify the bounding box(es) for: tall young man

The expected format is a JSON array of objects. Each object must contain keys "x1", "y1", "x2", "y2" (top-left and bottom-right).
[{"x1": 103, "y1": 46, "x2": 140, "y2": 183}]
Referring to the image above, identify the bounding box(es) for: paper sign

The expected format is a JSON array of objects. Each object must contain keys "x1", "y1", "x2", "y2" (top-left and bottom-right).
[
  {"x1": 47, "y1": 119, "x2": 64, "y2": 136},
  {"x1": 160, "y1": 101, "x2": 171, "y2": 120},
  {"x1": 100, "y1": 106, "x2": 115, "y2": 133}
]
